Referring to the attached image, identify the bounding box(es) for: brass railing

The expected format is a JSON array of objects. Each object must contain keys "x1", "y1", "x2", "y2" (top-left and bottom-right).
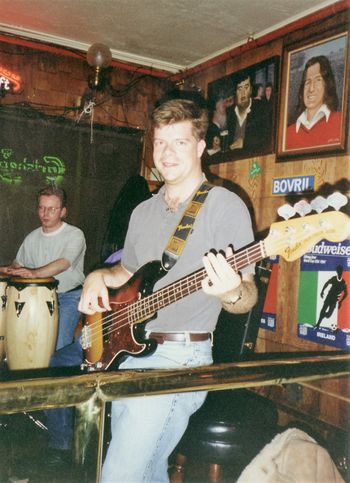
[{"x1": 1, "y1": 351, "x2": 349, "y2": 482}]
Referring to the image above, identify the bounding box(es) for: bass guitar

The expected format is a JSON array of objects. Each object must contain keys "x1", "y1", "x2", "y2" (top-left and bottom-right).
[{"x1": 81, "y1": 209, "x2": 350, "y2": 371}]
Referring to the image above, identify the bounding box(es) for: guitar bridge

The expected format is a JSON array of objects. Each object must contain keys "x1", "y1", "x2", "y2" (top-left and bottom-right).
[{"x1": 80, "y1": 361, "x2": 103, "y2": 372}]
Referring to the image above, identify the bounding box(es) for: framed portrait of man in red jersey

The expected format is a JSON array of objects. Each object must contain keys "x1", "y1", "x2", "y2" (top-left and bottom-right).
[{"x1": 277, "y1": 29, "x2": 349, "y2": 159}]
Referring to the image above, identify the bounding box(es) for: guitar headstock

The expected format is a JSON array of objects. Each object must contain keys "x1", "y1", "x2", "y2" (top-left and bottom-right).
[{"x1": 264, "y1": 195, "x2": 350, "y2": 261}]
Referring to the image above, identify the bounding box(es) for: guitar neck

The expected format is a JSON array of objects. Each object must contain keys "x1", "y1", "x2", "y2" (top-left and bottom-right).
[{"x1": 132, "y1": 240, "x2": 266, "y2": 321}]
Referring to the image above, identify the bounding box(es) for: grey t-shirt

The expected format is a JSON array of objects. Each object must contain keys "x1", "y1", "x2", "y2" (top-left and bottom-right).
[
  {"x1": 15, "y1": 222, "x2": 86, "y2": 293},
  {"x1": 122, "y1": 185, "x2": 254, "y2": 333}
]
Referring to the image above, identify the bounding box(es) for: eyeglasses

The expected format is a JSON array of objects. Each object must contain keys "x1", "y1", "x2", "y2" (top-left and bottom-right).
[{"x1": 38, "y1": 206, "x2": 62, "y2": 215}]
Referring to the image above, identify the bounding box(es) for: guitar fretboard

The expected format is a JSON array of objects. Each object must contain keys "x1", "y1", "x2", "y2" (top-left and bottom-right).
[{"x1": 127, "y1": 240, "x2": 266, "y2": 324}]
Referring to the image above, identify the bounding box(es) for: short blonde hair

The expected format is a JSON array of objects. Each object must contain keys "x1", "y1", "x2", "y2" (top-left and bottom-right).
[
  {"x1": 152, "y1": 99, "x2": 208, "y2": 141},
  {"x1": 37, "y1": 185, "x2": 67, "y2": 208}
]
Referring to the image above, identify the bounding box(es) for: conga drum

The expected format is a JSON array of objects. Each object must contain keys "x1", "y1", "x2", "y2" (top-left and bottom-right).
[
  {"x1": 0, "y1": 273, "x2": 8, "y2": 361},
  {"x1": 5, "y1": 277, "x2": 58, "y2": 370}
]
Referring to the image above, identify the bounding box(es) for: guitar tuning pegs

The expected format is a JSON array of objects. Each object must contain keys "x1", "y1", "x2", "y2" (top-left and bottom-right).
[
  {"x1": 293, "y1": 199, "x2": 312, "y2": 217},
  {"x1": 310, "y1": 196, "x2": 328, "y2": 213},
  {"x1": 327, "y1": 192, "x2": 348, "y2": 211},
  {"x1": 277, "y1": 204, "x2": 296, "y2": 220}
]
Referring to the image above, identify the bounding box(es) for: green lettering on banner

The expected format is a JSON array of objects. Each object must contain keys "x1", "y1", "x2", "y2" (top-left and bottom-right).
[{"x1": 0, "y1": 148, "x2": 66, "y2": 185}]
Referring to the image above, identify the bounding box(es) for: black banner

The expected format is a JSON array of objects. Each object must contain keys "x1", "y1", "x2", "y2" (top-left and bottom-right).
[{"x1": 0, "y1": 105, "x2": 144, "y2": 271}]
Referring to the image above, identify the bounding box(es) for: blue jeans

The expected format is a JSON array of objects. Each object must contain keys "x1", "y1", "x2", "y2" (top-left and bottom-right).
[
  {"x1": 101, "y1": 339, "x2": 213, "y2": 483},
  {"x1": 46, "y1": 340, "x2": 83, "y2": 450},
  {"x1": 56, "y1": 289, "x2": 82, "y2": 350}
]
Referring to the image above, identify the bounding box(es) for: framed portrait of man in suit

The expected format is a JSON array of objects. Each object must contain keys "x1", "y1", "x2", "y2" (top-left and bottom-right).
[
  {"x1": 277, "y1": 29, "x2": 349, "y2": 159},
  {"x1": 204, "y1": 56, "x2": 279, "y2": 164}
]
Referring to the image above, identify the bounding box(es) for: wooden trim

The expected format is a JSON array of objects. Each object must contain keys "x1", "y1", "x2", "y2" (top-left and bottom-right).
[{"x1": 0, "y1": 33, "x2": 171, "y2": 79}]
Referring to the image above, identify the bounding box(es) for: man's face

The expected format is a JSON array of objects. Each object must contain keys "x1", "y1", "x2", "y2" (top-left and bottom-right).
[
  {"x1": 303, "y1": 62, "x2": 325, "y2": 114},
  {"x1": 236, "y1": 78, "x2": 252, "y2": 110},
  {"x1": 38, "y1": 195, "x2": 66, "y2": 232},
  {"x1": 153, "y1": 121, "x2": 205, "y2": 186}
]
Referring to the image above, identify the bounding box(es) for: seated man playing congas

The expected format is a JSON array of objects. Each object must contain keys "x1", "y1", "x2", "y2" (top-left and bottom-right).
[
  {"x1": 0, "y1": 185, "x2": 86, "y2": 351},
  {"x1": 0, "y1": 184, "x2": 86, "y2": 473}
]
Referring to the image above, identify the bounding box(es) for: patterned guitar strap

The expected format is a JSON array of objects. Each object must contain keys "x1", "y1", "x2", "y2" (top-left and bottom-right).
[{"x1": 162, "y1": 181, "x2": 213, "y2": 271}]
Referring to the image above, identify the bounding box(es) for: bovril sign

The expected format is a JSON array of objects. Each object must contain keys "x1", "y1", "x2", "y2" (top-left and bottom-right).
[{"x1": 272, "y1": 175, "x2": 315, "y2": 195}]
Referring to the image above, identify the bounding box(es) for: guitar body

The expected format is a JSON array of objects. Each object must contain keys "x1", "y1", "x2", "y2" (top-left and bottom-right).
[{"x1": 82, "y1": 260, "x2": 165, "y2": 370}]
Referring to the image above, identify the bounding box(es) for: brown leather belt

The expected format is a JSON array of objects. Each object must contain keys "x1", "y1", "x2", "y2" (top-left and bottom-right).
[{"x1": 148, "y1": 332, "x2": 211, "y2": 344}]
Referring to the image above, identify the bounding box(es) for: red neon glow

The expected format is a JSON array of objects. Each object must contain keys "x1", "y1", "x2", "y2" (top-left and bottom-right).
[{"x1": 0, "y1": 66, "x2": 21, "y2": 92}]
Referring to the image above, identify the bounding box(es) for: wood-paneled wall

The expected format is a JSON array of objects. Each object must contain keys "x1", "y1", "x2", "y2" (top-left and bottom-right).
[{"x1": 0, "y1": 39, "x2": 170, "y2": 133}]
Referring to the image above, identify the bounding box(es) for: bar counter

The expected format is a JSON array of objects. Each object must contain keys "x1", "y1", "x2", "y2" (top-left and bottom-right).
[{"x1": 0, "y1": 351, "x2": 349, "y2": 482}]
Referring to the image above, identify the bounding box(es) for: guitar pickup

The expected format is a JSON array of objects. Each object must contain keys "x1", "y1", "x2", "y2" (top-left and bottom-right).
[{"x1": 81, "y1": 326, "x2": 91, "y2": 349}]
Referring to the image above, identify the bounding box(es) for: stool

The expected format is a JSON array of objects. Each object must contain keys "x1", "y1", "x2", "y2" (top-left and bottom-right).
[{"x1": 170, "y1": 389, "x2": 278, "y2": 483}]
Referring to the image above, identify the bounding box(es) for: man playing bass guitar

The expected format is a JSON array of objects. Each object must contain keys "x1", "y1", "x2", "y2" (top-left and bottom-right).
[{"x1": 79, "y1": 98, "x2": 258, "y2": 483}]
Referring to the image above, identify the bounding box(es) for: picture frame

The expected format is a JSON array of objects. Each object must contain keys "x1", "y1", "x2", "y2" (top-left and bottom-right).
[
  {"x1": 277, "y1": 29, "x2": 349, "y2": 160},
  {"x1": 204, "y1": 56, "x2": 279, "y2": 164}
]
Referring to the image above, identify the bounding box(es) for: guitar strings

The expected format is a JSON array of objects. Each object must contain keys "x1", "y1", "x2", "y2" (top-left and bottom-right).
[
  {"x1": 83, "y1": 267, "x2": 207, "y2": 343},
  {"x1": 83, "y1": 243, "x2": 265, "y2": 344},
  {"x1": 84, "y1": 244, "x2": 262, "y2": 336},
  {"x1": 86, "y1": 244, "x2": 265, "y2": 344},
  {"x1": 83, "y1": 242, "x2": 265, "y2": 347}
]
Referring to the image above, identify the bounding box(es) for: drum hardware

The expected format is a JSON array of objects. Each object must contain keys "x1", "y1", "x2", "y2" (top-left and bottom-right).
[
  {"x1": 46, "y1": 301, "x2": 56, "y2": 316},
  {"x1": 14, "y1": 302, "x2": 25, "y2": 317}
]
